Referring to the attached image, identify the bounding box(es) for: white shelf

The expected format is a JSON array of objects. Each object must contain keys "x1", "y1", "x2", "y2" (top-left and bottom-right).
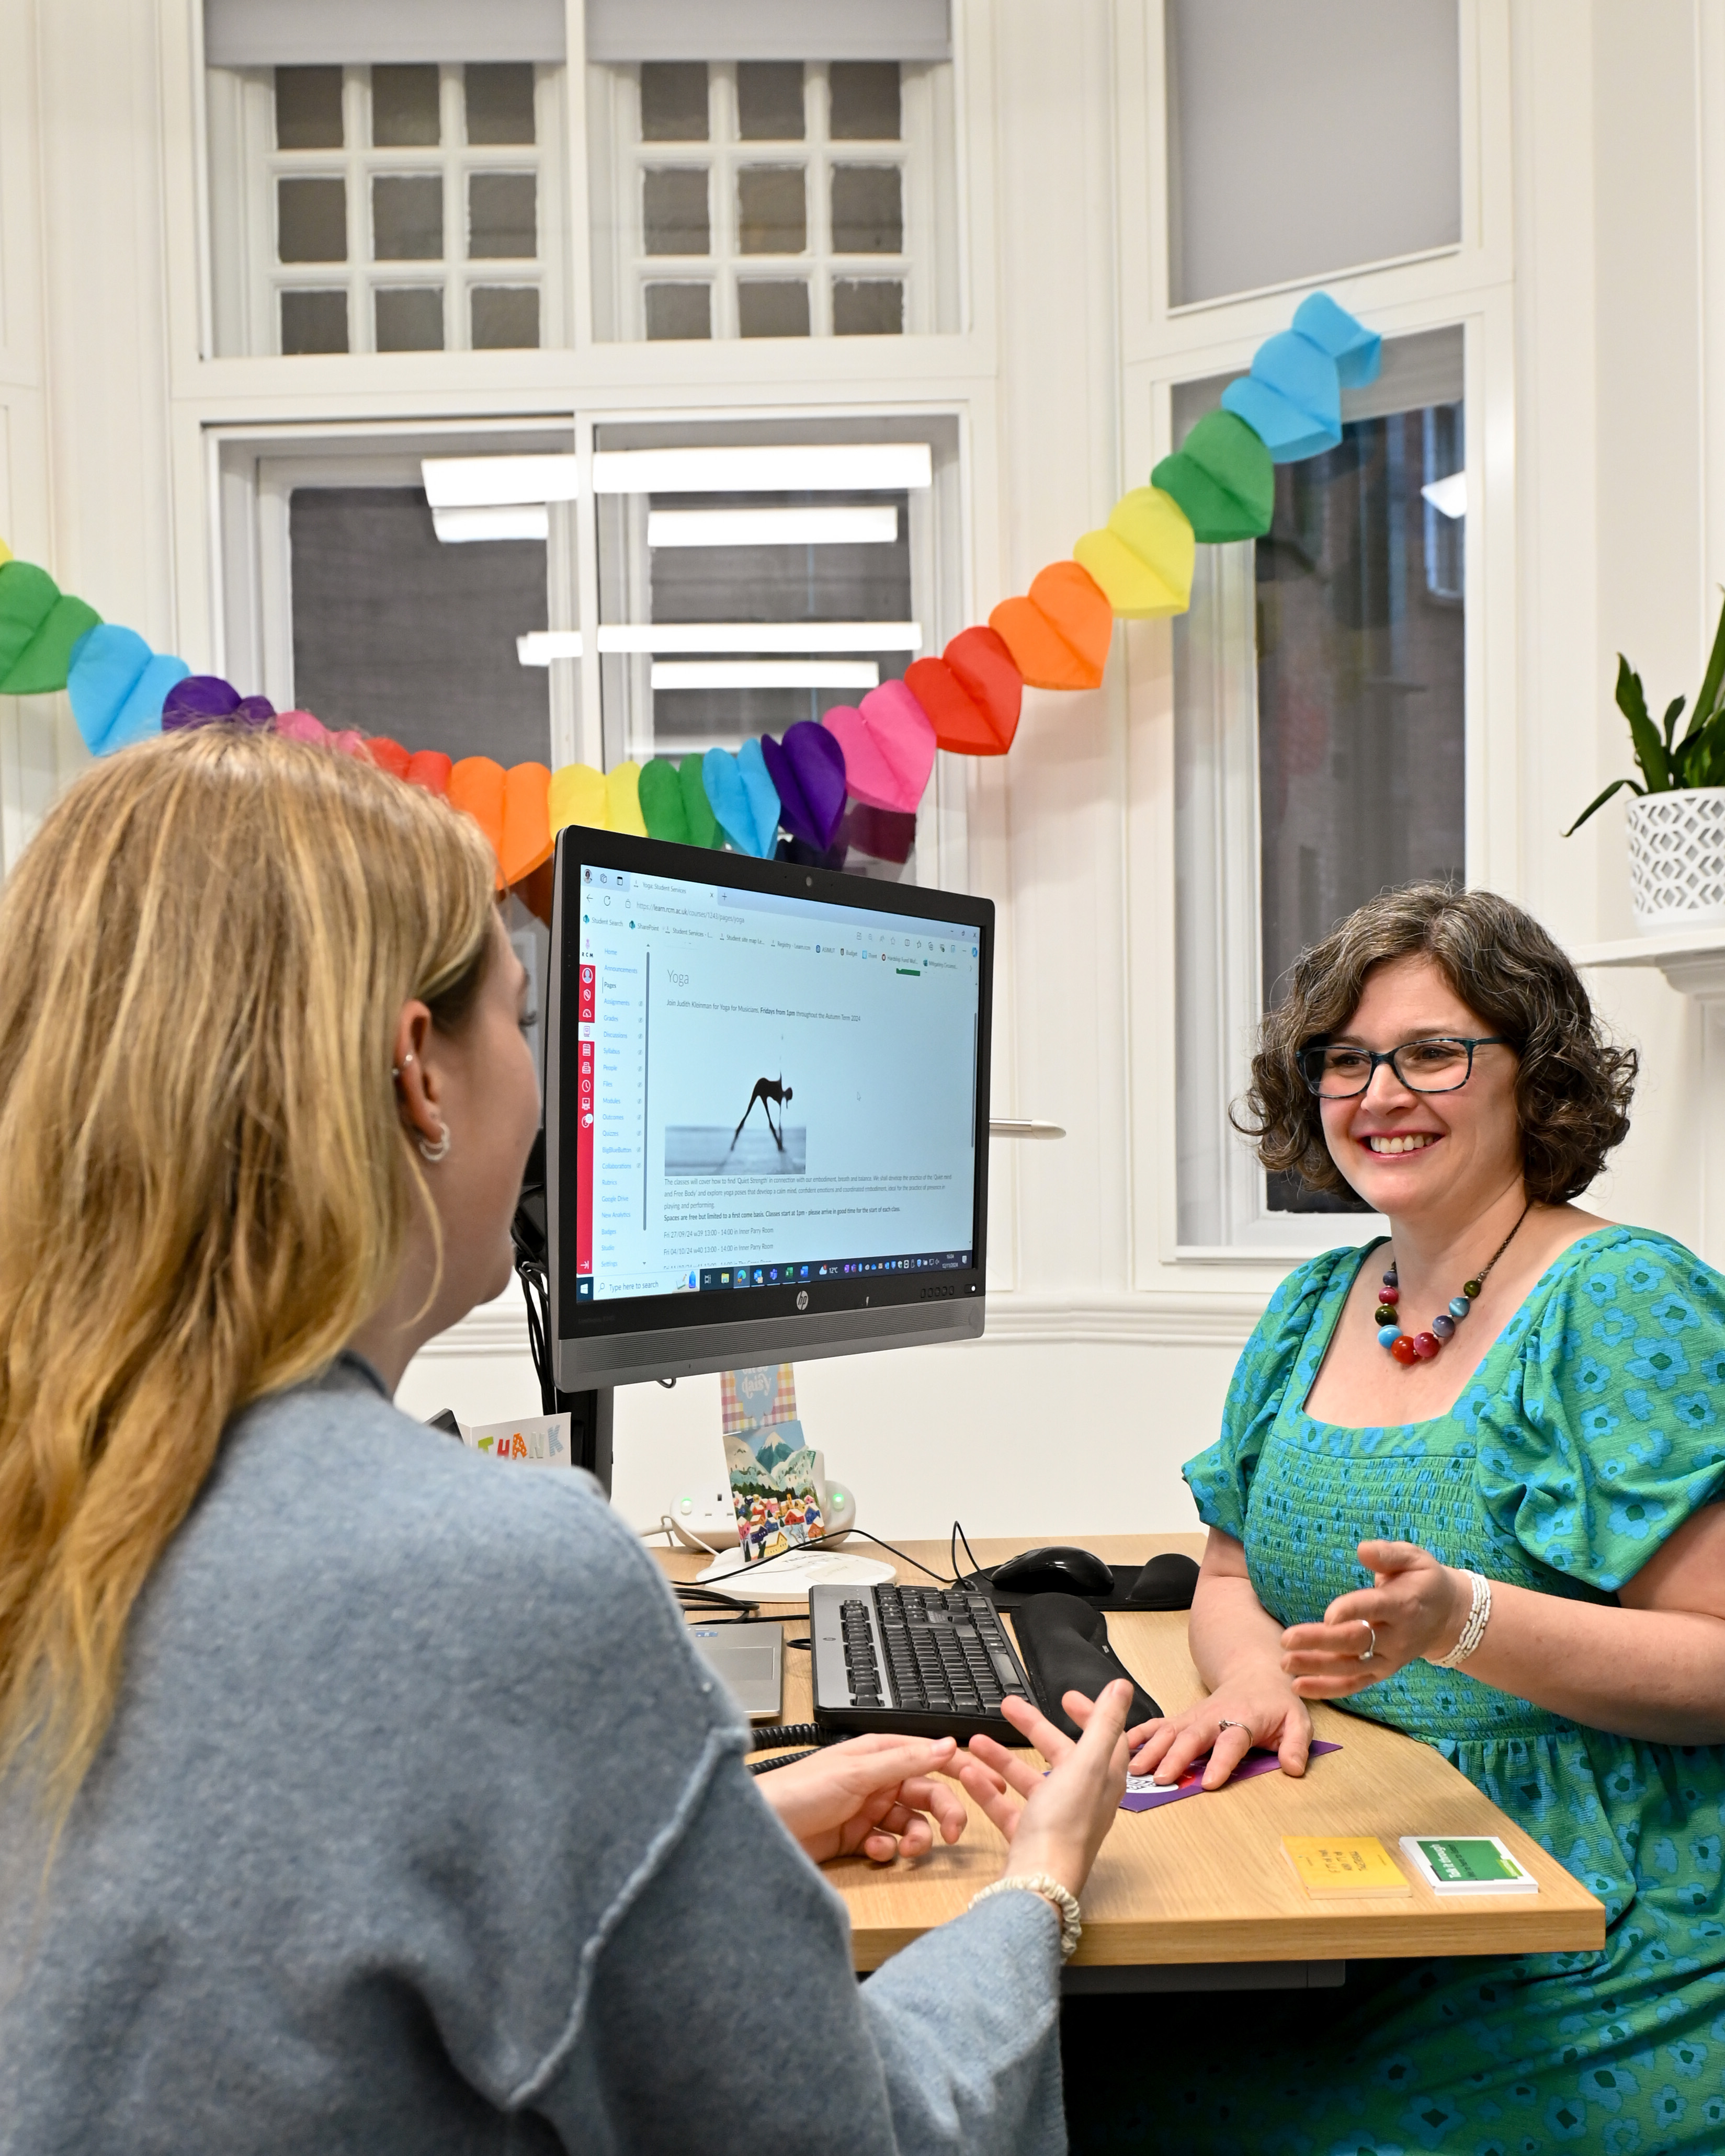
[{"x1": 1571, "y1": 926, "x2": 1725, "y2": 997}]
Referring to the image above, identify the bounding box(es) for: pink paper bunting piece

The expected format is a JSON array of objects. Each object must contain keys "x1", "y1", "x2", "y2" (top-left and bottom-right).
[{"x1": 823, "y1": 679, "x2": 936, "y2": 814}]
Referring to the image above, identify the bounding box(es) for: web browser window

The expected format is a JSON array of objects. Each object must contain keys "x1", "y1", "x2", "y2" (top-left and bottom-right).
[{"x1": 573, "y1": 862, "x2": 980, "y2": 1302}]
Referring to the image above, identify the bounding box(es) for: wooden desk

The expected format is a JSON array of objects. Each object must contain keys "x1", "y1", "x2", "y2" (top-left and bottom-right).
[{"x1": 659, "y1": 1533, "x2": 1604, "y2": 1980}]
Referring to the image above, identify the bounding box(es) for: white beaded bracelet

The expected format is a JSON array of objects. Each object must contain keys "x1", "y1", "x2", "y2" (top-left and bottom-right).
[
  {"x1": 1428, "y1": 1570, "x2": 1493, "y2": 1669},
  {"x1": 970, "y1": 1873, "x2": 1083, "y2": 1960}
]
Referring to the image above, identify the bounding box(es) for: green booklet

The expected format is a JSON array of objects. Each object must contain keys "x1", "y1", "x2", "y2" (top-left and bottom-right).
[{"x1": 1400, "y1": 1835, "x2": 1538, "y2": 1895}]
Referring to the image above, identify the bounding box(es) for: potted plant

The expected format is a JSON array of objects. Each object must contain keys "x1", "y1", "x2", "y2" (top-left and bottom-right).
[{"x1": 1568, "y1": 591, "x2": 1725, "y2": 930}]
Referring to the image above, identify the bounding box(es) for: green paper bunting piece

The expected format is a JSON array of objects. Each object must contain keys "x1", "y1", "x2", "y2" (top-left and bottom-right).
[
  {"x1": 1, "y1": 594, "x2": 103, "y2": 696},
  {"x1": 677, "y1": 752, "x2": 721, "y2": 848},
  {"x1": 0, "y1": 561, "x2": 62, "y2": 679},
  {"x1": 1151, "y1": 410, "x2": 1275, "y2": 543},
  {"x1": 639, "y1": 755, "x2": 690, "y2": 843}
]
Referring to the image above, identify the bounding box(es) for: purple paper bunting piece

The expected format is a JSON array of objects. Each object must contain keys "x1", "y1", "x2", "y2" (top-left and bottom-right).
[
  {"x1": 161, "y1": 675, "x2": 241, "y2": 729},
  {"x1": 761, "y1": 721, "x2": 848, "y2": 850}
]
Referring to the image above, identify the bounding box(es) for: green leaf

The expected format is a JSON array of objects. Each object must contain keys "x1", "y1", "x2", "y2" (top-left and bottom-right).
[
  {"x1": 1677, "y1": 704, "x2": 1725, "y2": 790},
  {"x1": 1694, "y1": 586, "x2": 1725, "y2": 739},
  {"x1": 1563, "y1": 775, "x2": 1645, "y2": 836},
  {"x1": 1616, "y1": 653, "x2": 1652, "y2": 729},
  {"x1": 1664, "y1": 694, "x2": 1687, "y2": 752},
  {"x1": 1627, "y1": 704, "x2": 1673, "y2": 792}
]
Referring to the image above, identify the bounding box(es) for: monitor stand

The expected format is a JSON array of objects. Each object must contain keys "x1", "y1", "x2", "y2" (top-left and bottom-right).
[{"x1": 560, "y1": 1386, "x2": 614, "y2": 1496}]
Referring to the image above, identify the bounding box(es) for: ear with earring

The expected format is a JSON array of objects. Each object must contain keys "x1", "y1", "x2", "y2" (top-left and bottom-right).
[{"x1": 390, "y1": 1051, "x2": 450, "y2": 1163}]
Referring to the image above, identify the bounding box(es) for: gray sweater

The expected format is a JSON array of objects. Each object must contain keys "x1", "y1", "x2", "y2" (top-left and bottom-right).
[{"x1": 0, "y1": 1359, "x2": 1066, "y2": 2154}]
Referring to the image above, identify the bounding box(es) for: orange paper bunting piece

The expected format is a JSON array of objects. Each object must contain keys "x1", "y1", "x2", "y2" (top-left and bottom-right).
[
  {"x1": 449, "y1": 755, "x2": 506, "y2": 888},
  {"x1": 501, "y1": 762, "x2": 552, "y2": 885},
  {"x1": 989, "y1": 561, "x2": 1114, "y2": 691},
  {"x1": 904, "y1": 626, "x2": 1023, "y2": 756}
]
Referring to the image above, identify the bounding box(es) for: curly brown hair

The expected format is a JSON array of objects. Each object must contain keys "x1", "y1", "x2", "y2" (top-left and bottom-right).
[{"x1": 1234, "y1": 884, "x2": 1637, "y2": 1205}]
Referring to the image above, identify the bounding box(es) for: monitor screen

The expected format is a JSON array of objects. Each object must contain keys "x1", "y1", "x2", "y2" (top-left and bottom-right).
[{"x1": 547, "y1": 827, "x2": 993, "y2": 1389}]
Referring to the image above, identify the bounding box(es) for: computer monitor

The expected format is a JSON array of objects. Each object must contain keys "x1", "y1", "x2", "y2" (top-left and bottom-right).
[{"x1": 546, "y1": 826, "x2": 993, "y2": 1391}]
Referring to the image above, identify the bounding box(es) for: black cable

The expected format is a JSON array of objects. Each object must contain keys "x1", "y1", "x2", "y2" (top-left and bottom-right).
[
  {"x1": 952, "y1": 1520, "x2": 988, "y2": 1590},
  {"x1": 747, "y1": 1750, "x2": 816, "y2": 1775},
  {"x1": 708, "y1": 1526, "x2": 953, "y2": 1590},
  {"x1": 747, "y1": 1723, "x2": 836, "y2": 1749}
]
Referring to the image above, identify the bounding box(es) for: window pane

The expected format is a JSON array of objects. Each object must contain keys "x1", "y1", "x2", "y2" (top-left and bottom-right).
[
  {"x1": 274, "y1": 66, "x2": 343, "y2": 150},
  {"x1": 644, "y1": 282, "x2": 711, "y2": 339},
  {"x1": 737, "y1": 166, "x2": 806, "y2": 254},
  {"x1": 289, "y1": 487, "x2": 549, "y2": 764},
  {"x1": 830, "y1": 166, "x2": 901, "y2": 254},
  {"x1": 737, "y1": 62, "x2": 804, "y2": 140},
  {"x1": 280, "y1": 289, "x2": 348, "y2": 353},
  {"x1": 277, "y1": 177, "x2": 347, "y2": 263},
  {"x1": 737, "y1": 280, "x2": 810, "y2": 338},
  {"x1": 643, "y1": 168, "x2": 709, "y2": 255},
  {"x1": 468, "y1": 173, "x2": 537, "y2": 259},
  {"x1": 372, "y1": 174, "x2": 443, "y2": 260},
  {"x1": 371, "y1": 63, "x2": 440, "y2": 146},
  {"x1": 829, "y1": 62, "x2": 900, "y2": 141},
  {"x1": 1257, "y1": 405, "x2": 1465, "y2": 1210},
  {"x1": 832, "y1": 278, "x2": 903, "y2": 335},
  {"x1": 375, "y1": 286, "x2": 444, "y2": 351},
  {"x1": 1166, "y1": 0, "x2": 1460, "y2": 305},
  {"x1": 471, "y1": 285, "x2": 541, "y2": 348},
  {"x1": 465, "y1": 62, "x2": 536, "y2": 145},
  {"x1": 640, "y1": 61, "x2": 708, "y2": 141}
]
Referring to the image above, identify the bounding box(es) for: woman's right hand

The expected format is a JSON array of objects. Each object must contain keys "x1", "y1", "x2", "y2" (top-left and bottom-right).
[
  {"x1": 955, "y1": 1679, "x2": 1132, "y2": 1900},
  {"x1": 1127, "y1": 1667, "x2": 1313, "y2": 1790}
]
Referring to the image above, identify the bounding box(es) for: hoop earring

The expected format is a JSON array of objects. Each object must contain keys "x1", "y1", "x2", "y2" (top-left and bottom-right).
[{"x1": 418, "y1": 1122, "x2": 450, "y2": 1165}]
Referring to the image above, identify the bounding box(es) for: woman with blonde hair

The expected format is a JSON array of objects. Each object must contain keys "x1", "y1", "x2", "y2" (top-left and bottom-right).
[{"x1": 0, "y1": 727, "x2": 1130, "y2": 2154}]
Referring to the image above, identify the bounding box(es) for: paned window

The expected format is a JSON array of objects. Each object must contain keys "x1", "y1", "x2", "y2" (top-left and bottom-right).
[
  {"x1": 1174, "y1": 329, "x2": 1467, "y2": 1247},
  {"x1": 587, "y1": 61, "x2": 958, "y2": 340},
  {"x1": 590, "y1": 419, "x2": 963, "y2": 881},
  {"x1": 207, "y1": 62, "x2": 564, "y2": 355}
]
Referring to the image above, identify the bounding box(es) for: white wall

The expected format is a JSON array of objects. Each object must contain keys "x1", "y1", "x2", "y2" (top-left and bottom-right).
[{"x1": 9, "y1": 0, "x2": 1725, "y2": 1537}]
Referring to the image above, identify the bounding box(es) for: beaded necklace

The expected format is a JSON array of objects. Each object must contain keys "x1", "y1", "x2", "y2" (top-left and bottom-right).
[{"x1": 1376, "y1": 1202, "x2": 1530, "y2": 1366}]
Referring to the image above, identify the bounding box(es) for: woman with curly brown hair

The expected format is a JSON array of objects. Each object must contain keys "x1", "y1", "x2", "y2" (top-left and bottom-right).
[{"x1": 1067, "y1": 884, "x2": 1725, "y2": 2152}]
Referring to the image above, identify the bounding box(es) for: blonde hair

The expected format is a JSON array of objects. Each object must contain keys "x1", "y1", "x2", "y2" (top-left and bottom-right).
[{"x1": 0, "y1": 727, "x2": 496, "y2": 1819}]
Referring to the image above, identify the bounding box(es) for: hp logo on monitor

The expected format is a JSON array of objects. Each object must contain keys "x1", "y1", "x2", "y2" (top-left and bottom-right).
[{"x1": 796, "y1": 1289, "x2": 809, "y2": 1311}]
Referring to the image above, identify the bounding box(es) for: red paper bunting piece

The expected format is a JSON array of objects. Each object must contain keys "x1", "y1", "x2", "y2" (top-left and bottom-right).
[
  {"x1": 366, "y1": 735, "x2": 411, "y2": 780},
  {"x1": 404, "y1": 749, "x2": 452, "y2": 796}
]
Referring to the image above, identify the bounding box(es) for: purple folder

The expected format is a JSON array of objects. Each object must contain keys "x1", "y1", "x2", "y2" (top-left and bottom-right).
[{"x1": 1122, "y1": 1739, "x2": 1342, "y2": 1812}]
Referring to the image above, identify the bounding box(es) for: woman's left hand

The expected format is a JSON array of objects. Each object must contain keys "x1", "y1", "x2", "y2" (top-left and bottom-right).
[
  {"x1": 756, "y1": 1732, "x2": 970, "y2": 1865},
  {"x1": 1279, "y1": 1540, "x2": 1472, "y2": 1699}
]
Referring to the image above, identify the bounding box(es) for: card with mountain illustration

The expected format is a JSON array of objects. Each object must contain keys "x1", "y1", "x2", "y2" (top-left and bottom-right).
[{"x1": 724, "y1": 1414, "x2": 824, "y2": 1562}]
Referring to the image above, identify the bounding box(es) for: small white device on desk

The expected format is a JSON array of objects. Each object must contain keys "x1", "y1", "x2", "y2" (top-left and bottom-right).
[
  {"x1": 667, "y1": 1453, "x2": 857, "y2": 1550},
  {"x1": 695, "y1": 1545, "x2": 895, "y2": 1606}
]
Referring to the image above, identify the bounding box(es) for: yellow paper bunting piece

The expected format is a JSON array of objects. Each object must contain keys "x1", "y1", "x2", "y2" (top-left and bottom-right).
[
  {"x1": 606, "y1": 760, "x2": 648, "y2": 837},
  {"x1": 548, "y1": 762, "x2": 608, "y2": 832}
]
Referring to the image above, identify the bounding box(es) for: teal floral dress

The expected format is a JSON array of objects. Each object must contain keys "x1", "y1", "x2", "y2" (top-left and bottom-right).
[{"x1": 1174, "y1": 1226, "x2": 1725, "y2": 2155}]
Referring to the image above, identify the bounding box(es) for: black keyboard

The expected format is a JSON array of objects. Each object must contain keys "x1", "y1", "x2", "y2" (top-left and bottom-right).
[{"x1": 810, "y1": 1582, "x2": 1036, "y2": 1743}]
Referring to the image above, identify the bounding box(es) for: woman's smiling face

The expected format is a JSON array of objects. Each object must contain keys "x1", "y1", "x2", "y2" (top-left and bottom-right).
[{"x1": 1318, "y1": 954, "x2": 1523, "y2": 1222}]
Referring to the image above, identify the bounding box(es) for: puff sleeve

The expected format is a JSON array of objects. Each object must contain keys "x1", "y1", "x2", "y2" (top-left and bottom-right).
[
  {"x1": 1182, "y1": 1247, "x2": 1363, "y2": 1543},
  {"x1": 1476, "y1": 1231, "x2": 1725, "y2": 1592}
]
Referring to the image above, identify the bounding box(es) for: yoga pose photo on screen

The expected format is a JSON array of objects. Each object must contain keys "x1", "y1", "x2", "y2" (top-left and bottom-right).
[{"x1": 732, "y1": 1074, "x2": 793, "y2": 1152}]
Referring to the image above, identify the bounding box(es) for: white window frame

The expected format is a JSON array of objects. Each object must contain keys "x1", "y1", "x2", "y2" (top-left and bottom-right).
[
  {"x1": 584, "y1": 60, "x2": 954, "y2": 341},
  {"x1": 210, "y1": 422, "x2": 582, "y2": 769},
  {"x1": 1115, "y1": 0, "x2": 1519, "y2": 1280},
  {"x1": 205, "y1": 61, "x2": 567, "y2": 357}
]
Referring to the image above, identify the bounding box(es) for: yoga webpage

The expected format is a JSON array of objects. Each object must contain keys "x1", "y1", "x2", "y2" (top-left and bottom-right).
[{"x1": 573, "y1": 865, "x2": 980, "y2": 1301}]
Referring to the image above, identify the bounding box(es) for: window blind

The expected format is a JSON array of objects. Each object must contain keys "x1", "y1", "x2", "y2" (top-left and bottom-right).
[
  {"x1": 583, "y1": 0, "x2": 951, "y2": 65},
  {"x1": 205, "y1": 0, "x2": 566, "y2": 67}
]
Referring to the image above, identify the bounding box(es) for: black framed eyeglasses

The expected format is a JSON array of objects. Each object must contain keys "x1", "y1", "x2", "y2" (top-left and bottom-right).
[{"x1": 1298, "y1": 1036, "x2": 1510, "y2": 1099}]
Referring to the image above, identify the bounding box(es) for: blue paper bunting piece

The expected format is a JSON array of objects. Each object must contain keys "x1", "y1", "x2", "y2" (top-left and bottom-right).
[
  {"x1": 1221, "y1": 330, "x2": 1343, "y2": 463},
  {"x1": 1290, "y1": 292, "x2": 1382, "y2": 389},
  {"x1": 67, "y1": 623, "x2": 191, "y2": 756},
  {"x1": 702, "y1": 740, "x2": 781, "y2": 857}
]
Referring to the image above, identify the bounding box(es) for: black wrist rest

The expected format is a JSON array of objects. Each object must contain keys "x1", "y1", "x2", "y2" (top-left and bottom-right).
[{"x1": 1008, "y1": 1593, "x2": 1161, "y2": 1742}]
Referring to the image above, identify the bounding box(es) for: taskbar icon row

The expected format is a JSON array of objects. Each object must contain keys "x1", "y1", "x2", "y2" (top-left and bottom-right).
[{"x1": 699, "y1": 1251, "x2": 972, "y2": 1292}]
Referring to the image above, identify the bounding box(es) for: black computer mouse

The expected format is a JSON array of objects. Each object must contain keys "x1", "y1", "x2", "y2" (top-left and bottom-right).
[{"x1": 991, "y1": 1545, "x2": 1116, "y2": 1597}]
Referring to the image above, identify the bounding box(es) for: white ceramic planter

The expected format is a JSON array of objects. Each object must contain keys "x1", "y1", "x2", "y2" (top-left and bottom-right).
[{"x1": 1627, "y1": 787, "x2": 1725, "y2": 931}]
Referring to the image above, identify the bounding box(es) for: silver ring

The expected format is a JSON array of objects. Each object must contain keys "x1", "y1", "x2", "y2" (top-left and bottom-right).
[
  {"x1": 1217, "y1": 1718, "x2": 1250, "y2": 1736},
  {"x1": 1357, "y1": 1621, "x2": 1377, "y2": 1663}
]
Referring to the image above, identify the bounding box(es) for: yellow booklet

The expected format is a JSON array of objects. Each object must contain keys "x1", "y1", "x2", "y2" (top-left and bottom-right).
[{"x1": 1282, "y1": 1835, "x2": 1412, "y2": 1897}]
